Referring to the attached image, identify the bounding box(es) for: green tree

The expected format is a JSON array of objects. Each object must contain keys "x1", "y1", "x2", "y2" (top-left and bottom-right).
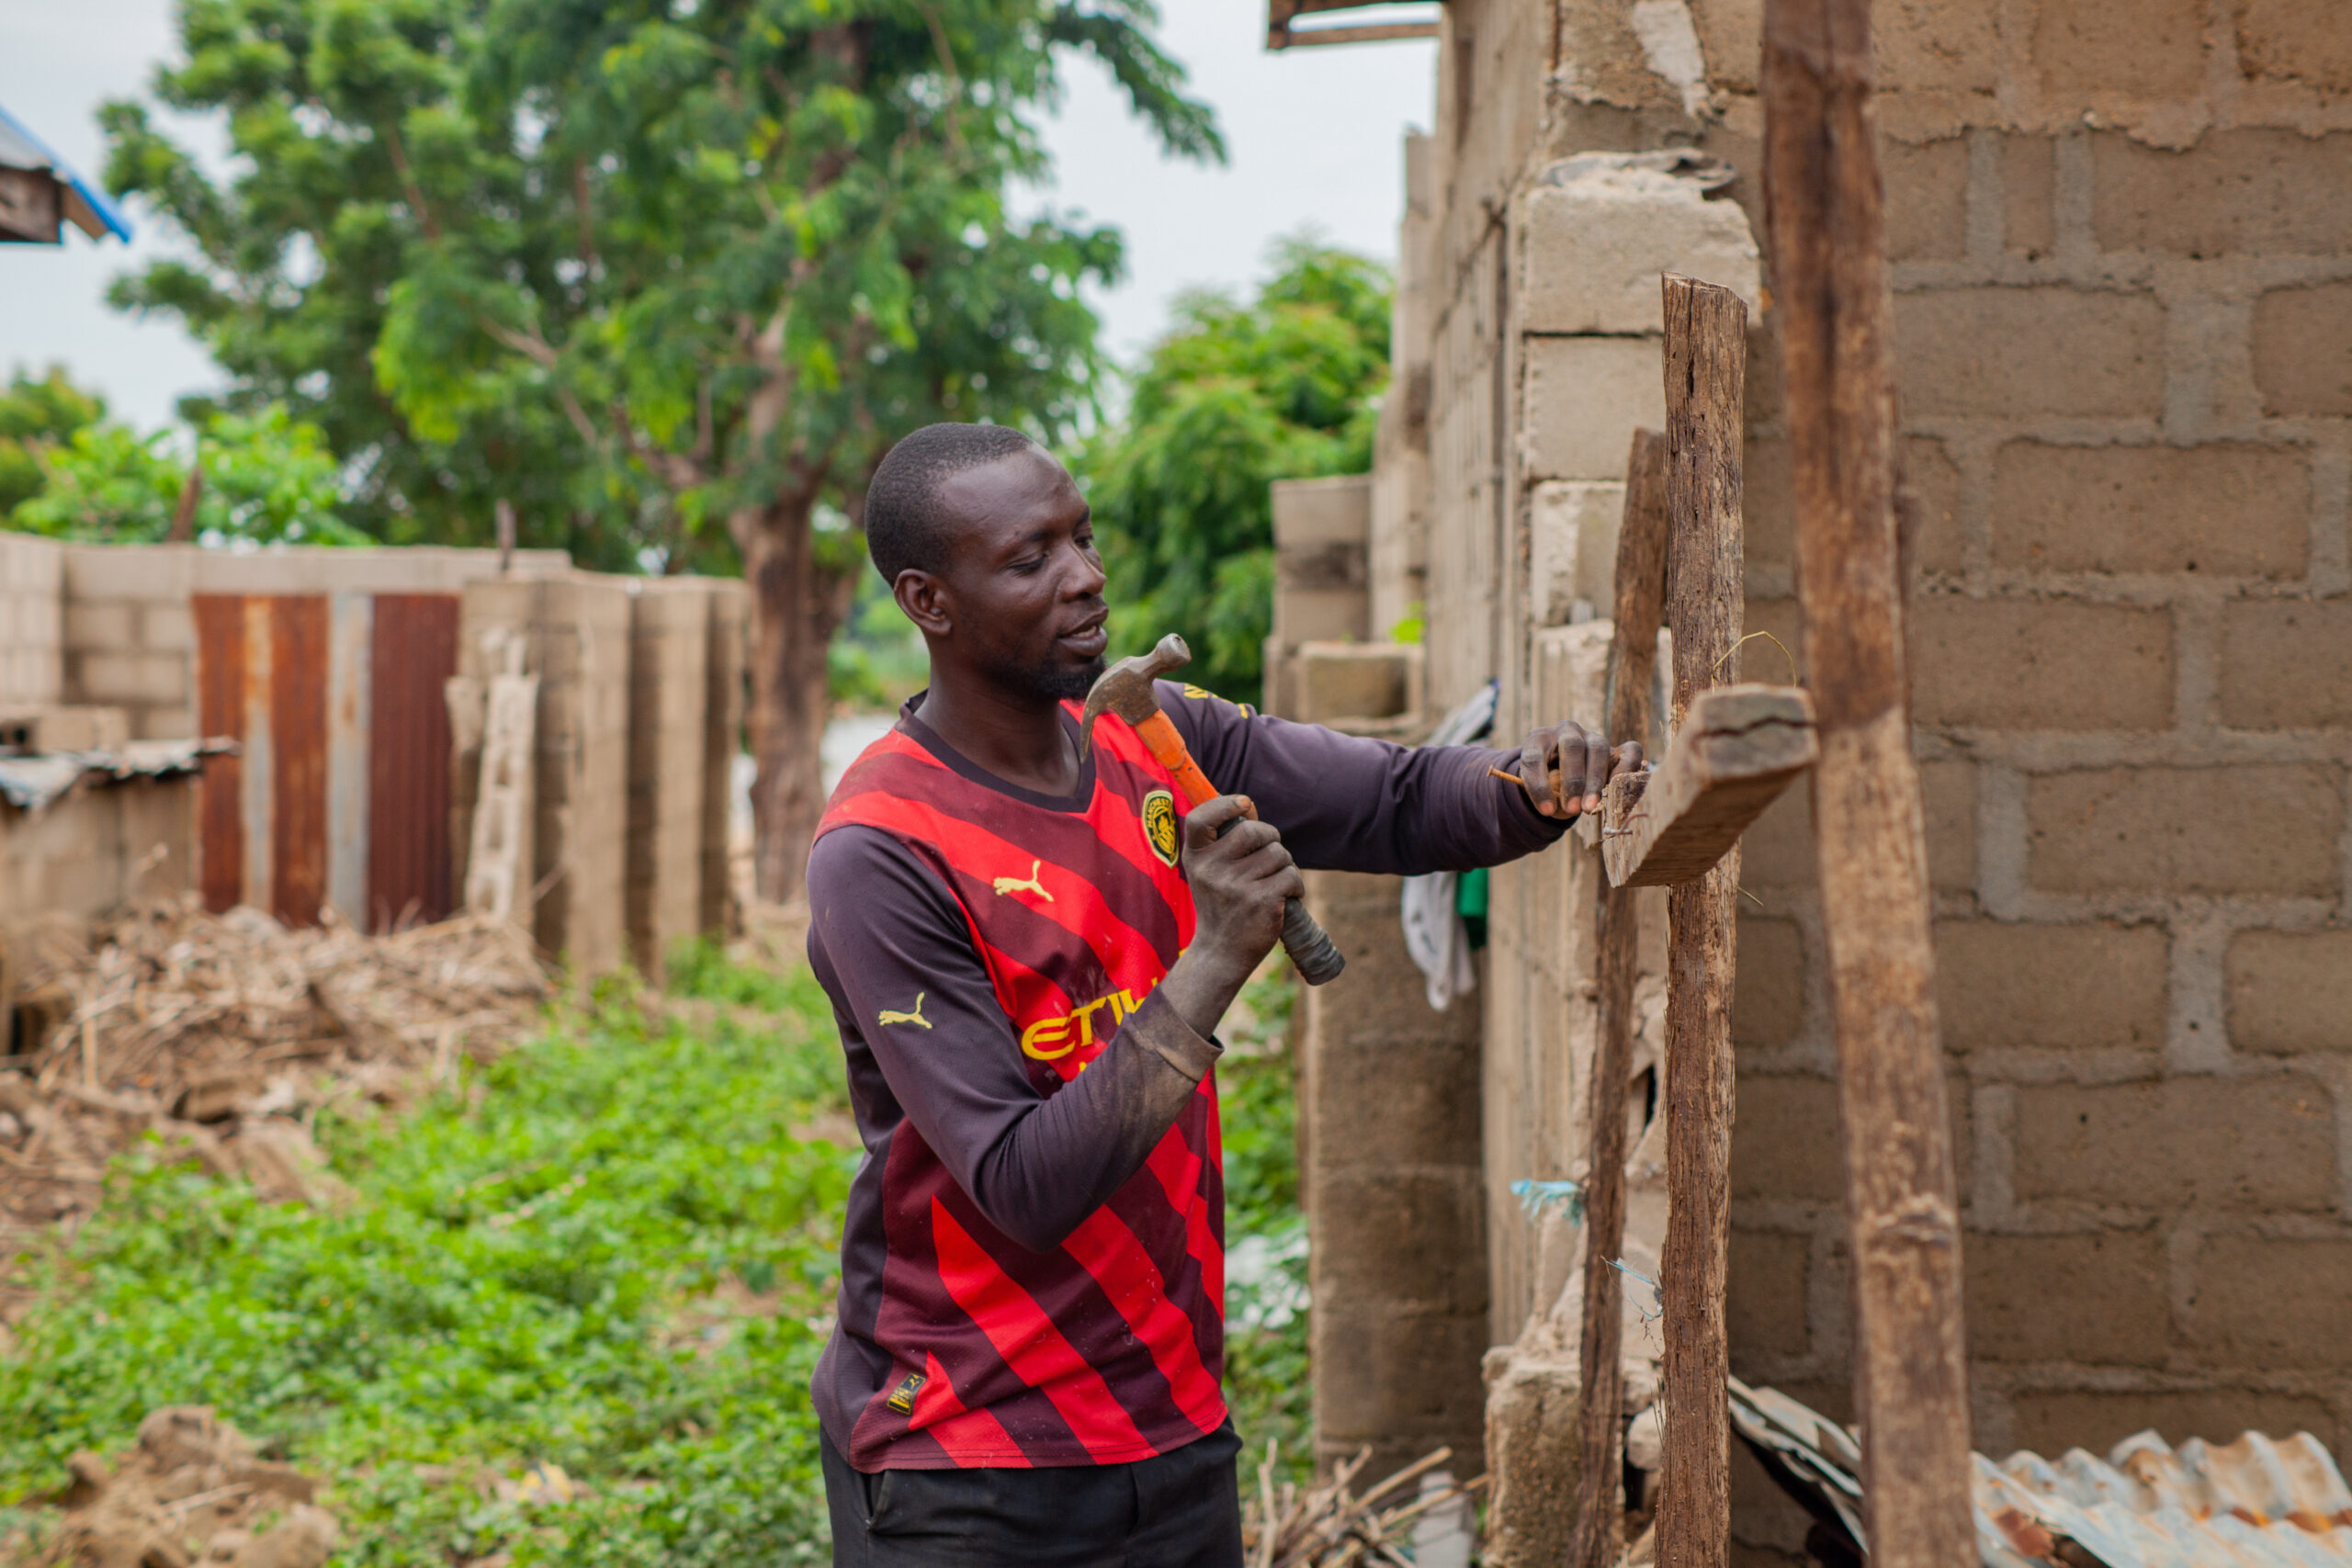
[
  {"x1": 1081, "y1": 237, "x2": 1391, "y2": 701},
  {"x1": 10, "y1": 403, "x2": 362, "y2": 546},
  {"x1": 100, "y1": 0, "x2": 1220, "y2": 899},
  {"x1": 0, "y1": 366, "x2": 107, "y2": 517}
]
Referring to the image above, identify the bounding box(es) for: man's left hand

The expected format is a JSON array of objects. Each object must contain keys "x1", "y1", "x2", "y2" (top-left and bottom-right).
[{"x1": 1517, "y1": 720, "x2": 1645, "y2": 819}]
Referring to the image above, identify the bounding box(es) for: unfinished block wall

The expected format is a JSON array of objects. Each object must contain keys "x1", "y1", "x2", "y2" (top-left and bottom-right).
[
  {"x1": 0, "y1": 535, "x2": 62, "y2": 711},
  {"x1": 628, "y1": 579, "x2": 715, "y2": 981},
  {"x1": 1367, "y1": 0, "x2": 2352, "y2": 1562}
]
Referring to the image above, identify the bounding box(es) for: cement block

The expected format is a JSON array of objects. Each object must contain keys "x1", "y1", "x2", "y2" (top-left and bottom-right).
[
  {"x1": 1897, "y1": 288, "x2": 2165, "y2": 418},
  {"x1": 2218, "y1": 600, "x2": 2352, "y2": 729},
  {"x1": 61, "y1": 544, "x2": 193, "y2": 603},
  {"x1": 1527, "y1": 481, "x2": 1622, "y2": 626},
  {"x1": 63, "y1": 602, "x2": 134, "y2": 649},
  {"x1": 1273, "y1": 586, "x2": 1370, "y2": 648},
  {"x1": 1908, "y1": 599, "x2": 2174, "y2": 730},
  {"x1": 2233, "y1": 0, "x2": 2352, "y2": 93},
  {"x1": 2225, "y1": 929, "x2": 2352, "y2": 1053},
  {"x1": 1965, "y1": 1231, "x2": 2170, "y2": 1366},
  {"x1": 1516, "y1": 164, "x2": 1761, "y2": 336},
  {"x1": 1521, "y1": 336, "x2": 1667, "y2": 482},
  {"x1": 1271, "y1": 474, "x2": 1372, "y2": 548},
  {"x1": 2253, "y1": 283, "x2": 2352, "y2": 416},
  {"x1": 1938, "y1": 920, "x2": 2167, "y2": 1051},
  {"x1": 1992, "y1": 442, "x2": 2309, "y2": 579},
  {"x1": 2012, "y1": 1077, "x2": 2336, "y2": 1210},
  {"x1": 2027, "y1": 765, "x2": 2342, "y2": 896},
  {"x1": 1293, "y1": 641, "x2": 1418, "y2": 723}
]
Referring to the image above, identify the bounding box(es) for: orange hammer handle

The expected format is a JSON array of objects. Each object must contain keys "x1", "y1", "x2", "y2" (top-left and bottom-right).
[{"x1": 1130, "y1": 710, "x2": 1220, "y2": 809}]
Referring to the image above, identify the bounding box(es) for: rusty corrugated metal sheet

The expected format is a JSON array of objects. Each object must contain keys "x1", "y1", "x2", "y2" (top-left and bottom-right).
[
  {"x1": 267, "y1": 595, "x2": 329, "y2": 927},
  {"x1": 191, "y1": 594, "x2": 245, "y2": 913},
  {"x1": 367, "y1": 592, "x2": 458, "y2": 931},
  {"x1": 1732, "y1": 1379, "x2": 2352, "y2": 1568}
]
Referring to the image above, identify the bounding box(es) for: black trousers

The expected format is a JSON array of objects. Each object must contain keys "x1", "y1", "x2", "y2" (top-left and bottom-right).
[{"x1": 820, "y1": 1425, "x2": 1244, "y2": 1568}]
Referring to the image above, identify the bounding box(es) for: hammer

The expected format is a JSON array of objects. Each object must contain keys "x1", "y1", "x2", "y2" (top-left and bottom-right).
[{"x1": 1079, "y1": 634, "x2": 1347, "y2": 986}]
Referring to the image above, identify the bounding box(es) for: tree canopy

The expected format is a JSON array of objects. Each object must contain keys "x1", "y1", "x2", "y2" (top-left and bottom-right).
[
  {"x1": 101, "y1": 0, "x2": 1219, "y2": 570},
  {"x1": 9, "y1": 403, "x2": 359, "y2": 547},
  {"x1": 1080, "y1": 237, "x2": 1391, "y2": 700}
]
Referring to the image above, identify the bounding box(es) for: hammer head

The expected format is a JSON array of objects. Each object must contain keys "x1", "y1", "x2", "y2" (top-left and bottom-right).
[{"x1": 1077, "y1": 633, "x2": 1192, "y2": 760}]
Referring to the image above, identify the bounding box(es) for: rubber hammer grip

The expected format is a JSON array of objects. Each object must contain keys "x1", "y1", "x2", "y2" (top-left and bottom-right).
[{"x1": 1126, "y1": 712, "x2": 1347, "y2": 987}]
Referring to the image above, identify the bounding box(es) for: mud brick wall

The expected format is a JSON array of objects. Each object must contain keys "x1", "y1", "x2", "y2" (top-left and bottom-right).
[{"x1": 1361, "y1": 1, "x2": 2352, "y2": 1563}]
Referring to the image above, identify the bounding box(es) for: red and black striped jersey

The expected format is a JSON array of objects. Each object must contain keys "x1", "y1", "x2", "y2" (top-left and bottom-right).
[
  {"x1": 806, "y1": 683, "x2": 1571, "y2": 1472},
  {"x1": 810, "y1": 700, "x2": 1226, "y2": 1469}
]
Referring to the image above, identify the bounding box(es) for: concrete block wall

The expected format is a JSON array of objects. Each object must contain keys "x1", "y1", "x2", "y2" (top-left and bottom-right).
[
  {"x1": 0, "y1": 534, "x2": 62, "y2": 710},
  {"x1": 1368, "y1": 1, "x2": 2352, "y2": 1562},
  {"x1": 628, "y1": 579, "x2": 714, "y2": 980},
  {"x1": 459, "y1": 574, "x2": 635, "y2": 977}
]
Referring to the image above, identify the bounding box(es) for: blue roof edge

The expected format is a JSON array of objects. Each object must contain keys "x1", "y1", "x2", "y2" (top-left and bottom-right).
[{"x1": 0, "y1": 99, "x2": 134, "y2": 243}]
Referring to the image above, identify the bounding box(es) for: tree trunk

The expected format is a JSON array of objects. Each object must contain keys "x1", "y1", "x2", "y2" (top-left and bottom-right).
[{"x1": 739, "y1": 493, "x2": 854, "y2": 903}]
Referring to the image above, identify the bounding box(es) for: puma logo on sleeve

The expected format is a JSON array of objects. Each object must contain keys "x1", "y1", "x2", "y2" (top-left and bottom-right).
[{"x1": 877, "y1": 993, "x2": 933, "y2": 1030}]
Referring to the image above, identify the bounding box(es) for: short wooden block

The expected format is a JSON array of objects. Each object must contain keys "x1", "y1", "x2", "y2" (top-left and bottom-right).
[{"x1": 1602, "y1": 683, "x2": 1817, "y2": 888}]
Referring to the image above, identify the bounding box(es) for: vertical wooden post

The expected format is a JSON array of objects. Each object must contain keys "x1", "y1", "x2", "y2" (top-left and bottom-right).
[
  {"x1": 1567, "y1": 426, "x2": 1670, "y2": 1568},
  {"x1": 1761, "y1": 4, "x2": 1977, "y2": 1567},
  {"x1": 1656, "y1": 273, "x2": 1745, "y2": 1568}
]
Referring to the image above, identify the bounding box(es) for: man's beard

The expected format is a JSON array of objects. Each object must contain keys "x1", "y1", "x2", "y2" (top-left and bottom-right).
[
  {"x1": 978, "y1": 639, "x2": 1105, "y2": 703},
  {"x1": 1025, "y1": 654, "x2": 1107, "y2": 702}
]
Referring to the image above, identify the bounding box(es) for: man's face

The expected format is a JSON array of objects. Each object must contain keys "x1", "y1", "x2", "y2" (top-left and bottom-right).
[{"x1": 924, "y1": 446, "x2": 1109, "y2": 701}]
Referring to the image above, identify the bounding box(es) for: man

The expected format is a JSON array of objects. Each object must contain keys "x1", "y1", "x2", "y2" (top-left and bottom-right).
[{"x1": 808, "y1": 423, "x2": 1641, "y2": 1566}]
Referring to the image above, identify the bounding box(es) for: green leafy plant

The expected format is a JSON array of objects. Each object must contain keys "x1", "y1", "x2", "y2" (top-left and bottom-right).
[
  {"x1": 8, "y1": 403, "x2": 363, "y2": 547},
  {"x1": 1080, "y1": 237, "x2": 1392, "y2": 702},
  {"x1": 0, "y1": 366, "x2": 107, "y2": 517}
]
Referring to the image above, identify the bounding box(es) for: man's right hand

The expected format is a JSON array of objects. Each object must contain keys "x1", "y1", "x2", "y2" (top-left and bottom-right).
[{"x1": 1158, "y1": 794, "x2": 1304, "y2": 1038}]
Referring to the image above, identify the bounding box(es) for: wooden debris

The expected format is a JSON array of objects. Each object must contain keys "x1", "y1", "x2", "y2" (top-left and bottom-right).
[
  {"x1": 0, "y1": 897, "x2": 548, "y2": 1258},
  {"x1": 1600, "y1": 685, "x2": 1817, "y2": 889},
  {"x1": 1241, "y1": 1445, "x2": 1486, "y2": 1568}
]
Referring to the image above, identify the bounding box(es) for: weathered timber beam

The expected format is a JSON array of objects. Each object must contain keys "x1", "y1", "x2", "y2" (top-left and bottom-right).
[
  {"x1": 1656, "y1": 270, "x2": 1747, "y2": 1568},
  {"x1": 1600, "y1": 683, "x2": 1815, "y2": 889},
  {"x1": 1764, "y1": 0, "x2": 1978, "y2": 1563},
  {"x1": 1566, "y1": 425, "x2": 1669, "y2": 1568}
]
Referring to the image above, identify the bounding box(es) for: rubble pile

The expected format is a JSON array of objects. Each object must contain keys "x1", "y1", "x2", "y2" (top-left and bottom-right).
[
  {"x1": 3, "y1": 1406, "x2": 336, "y2": 1568},
  {"x1": 0, "y1": 898, "x2": 548, "y2": 1247}
]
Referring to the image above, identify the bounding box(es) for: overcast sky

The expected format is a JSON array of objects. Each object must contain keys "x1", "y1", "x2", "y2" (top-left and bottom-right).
[{"x1": 0, "y1": 0, "x2": 1435, "y2": 434}]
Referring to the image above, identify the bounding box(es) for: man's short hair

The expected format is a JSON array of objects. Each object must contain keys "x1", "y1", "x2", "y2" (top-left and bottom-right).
[{"x1": 865, "y1": 423, "x2": 1040, "y2": 582}]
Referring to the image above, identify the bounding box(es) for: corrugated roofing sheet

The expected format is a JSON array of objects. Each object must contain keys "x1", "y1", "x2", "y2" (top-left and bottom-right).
[
  {"x1": 0, "y1": 740, "x2": 231, "y2": 813},
  {"x1": 1731, "y1": 1378, "x2": 2352, "y2": 1568}
]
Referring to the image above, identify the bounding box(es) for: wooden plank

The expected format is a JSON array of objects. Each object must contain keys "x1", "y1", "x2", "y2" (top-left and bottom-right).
[
  {"x1": 326, "y1": 591, "x2": 372, "y2": 924},
  {"x1": 1601, "y1": 685, "x2": 1816, "y2": 889},
  {"x1": 1655, "y1": 271, "x2": 1746, "y2": 1568},
  {"x1": 1567, "y1": 425, "x2": 1670, "y2": 1568},
  {"x1": 191, "y1": 595, "x2": 245, "y2": 914},
  {"x1": 464, "y1": 668, "x2": 539, "y2": 925},
  {"x1": 1761, "y1": 3, "x2": 1977, "y2": 1567}
]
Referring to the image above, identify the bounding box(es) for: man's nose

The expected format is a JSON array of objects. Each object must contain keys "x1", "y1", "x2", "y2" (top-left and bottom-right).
[{"x1": 1064, "y1": 545, "x2": 1106, "y2": 597}]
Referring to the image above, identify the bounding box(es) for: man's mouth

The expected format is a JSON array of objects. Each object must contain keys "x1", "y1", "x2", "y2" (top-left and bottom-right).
[{"x1": 1057, "y1": 614, "x2": 1109, "y2": 657}]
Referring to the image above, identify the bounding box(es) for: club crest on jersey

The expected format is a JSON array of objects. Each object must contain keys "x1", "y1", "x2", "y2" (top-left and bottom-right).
[{"x1": 1142, "y1": 788, "x2": 1179, "y2": 867}]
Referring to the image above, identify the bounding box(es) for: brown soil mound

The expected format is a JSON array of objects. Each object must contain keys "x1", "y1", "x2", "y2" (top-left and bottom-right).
[
  {"x1": 5, "y1": 1407, "x2": 335, "y2": 1568},
  {"x1": 0, "y1": 898, "x2": 548, "y2": 1258}
]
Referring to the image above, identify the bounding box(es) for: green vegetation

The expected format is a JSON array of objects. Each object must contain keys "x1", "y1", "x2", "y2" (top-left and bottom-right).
[
  {"x1": 1081, "y1": 238, "x2": 1393, "y2": 702},
  {"x1": 0, "y1": 367, "x2": 107, "y2": 518},
  {"x1": 0, "y1": 949, "x2": 1310, "y2": 1560},
  {"x1": 9, "y1": 402, "x2": 362, "y2": 547}
]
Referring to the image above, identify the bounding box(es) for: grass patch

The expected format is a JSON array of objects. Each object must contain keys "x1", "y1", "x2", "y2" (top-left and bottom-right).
[{"x1": 0, "y1": 948, "x2": 1314, "y2": 1560}]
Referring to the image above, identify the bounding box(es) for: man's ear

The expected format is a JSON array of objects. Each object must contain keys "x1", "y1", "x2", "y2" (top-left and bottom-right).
[{"x1": 894, "y1": 570, "x2": 952, "y2": 637}]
